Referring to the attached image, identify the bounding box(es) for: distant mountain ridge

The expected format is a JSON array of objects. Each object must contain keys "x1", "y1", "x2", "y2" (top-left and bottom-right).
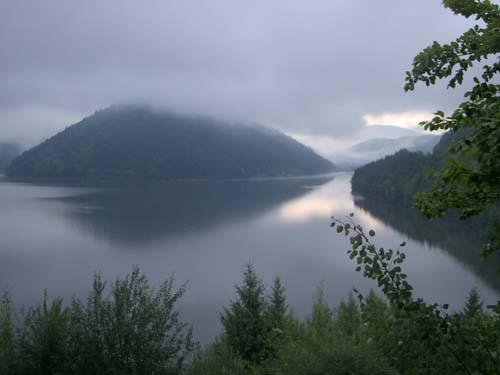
[
  {"x1": 351, "y1": 134, "x2": 440, "y2": 155},
  {"x1": 331, "y1": 133, "x2": 440, "y2": 170},
  {"x1": 355, "y1": 125, "x2": 422, "y2": 139},
  {"x1": 315, "y1": 125, "x2": 440, "y2": 170},
  {"x1": 7, "y1": 106, "x2": 335, "y2": 179}
]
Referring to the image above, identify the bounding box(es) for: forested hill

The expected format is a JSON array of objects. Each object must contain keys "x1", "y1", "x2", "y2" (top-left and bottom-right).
[
  {"x1": 7, "y1": 106, "x2": 335, "y2": 179},
  {"x1": 351, "y1": 130, "x2": 463, "y2": 202},
  {"x1": 0, "y1": 142, "x2": 22, "y2": 173}
]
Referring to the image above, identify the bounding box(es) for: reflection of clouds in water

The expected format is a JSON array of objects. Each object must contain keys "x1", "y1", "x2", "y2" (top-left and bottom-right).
[
  {"x1": 278, "y1": 178, "x2": 352, "y2": 222},
  {"x1": 1, "y1": 172, "x2": 499, "y2": 344},
  {"x1": 278, "y1": 174, "x2": 384, "y2": 231},
  {"x1": 280, "y1": 196, "x2": 337, "y2": 222}
]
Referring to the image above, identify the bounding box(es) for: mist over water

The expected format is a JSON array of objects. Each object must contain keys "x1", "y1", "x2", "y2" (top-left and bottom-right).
[{"x1": 0, "y1": 173, "x2": 497, "y2": 343}]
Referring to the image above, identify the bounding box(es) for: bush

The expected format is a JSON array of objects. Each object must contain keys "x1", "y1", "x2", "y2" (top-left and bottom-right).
[
  {"x1": 274, "y1": 288, "x2": 398, "y2": 375},
  {"x1": 0, "y1": 267, "x2": 194, "y2": 375},
  {"x1": 0, "y1": 292, "x2": 17, "y2": 375}
]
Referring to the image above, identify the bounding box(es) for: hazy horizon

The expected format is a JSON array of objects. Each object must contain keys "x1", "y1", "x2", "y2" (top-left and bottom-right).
[{"x1": 1, "y1": 1, "x2": 476, "y2": 150}]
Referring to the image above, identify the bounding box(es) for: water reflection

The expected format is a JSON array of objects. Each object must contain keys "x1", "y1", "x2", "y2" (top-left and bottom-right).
[
  {"x1": 0, "y1": 173, "x2": 498, "y2": 343},
  {"x1": 278, "y1": 175, "x2": 384, "y2": 232},
  {"x1": 354, "y1": 196, "x2": 500, "y2": 292},
  {"x1": 56, "y1": 176, "x2": 334, "y2": 247}
]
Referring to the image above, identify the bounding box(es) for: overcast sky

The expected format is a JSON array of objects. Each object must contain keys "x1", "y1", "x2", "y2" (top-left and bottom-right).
[{"x1": 0, "y1": 0, "x2": 476, "y2": 148}]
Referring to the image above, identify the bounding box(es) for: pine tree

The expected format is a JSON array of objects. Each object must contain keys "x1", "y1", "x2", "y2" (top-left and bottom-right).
[
  {"x1": 267, "y1": 277, "x2": 287, "y2": 330},
  {"x1": 463, "y1": 288, "x2": 485, "y2": 319},
  {"x1": 221, "y1": 264, "x2": 268, "y2": 364}
]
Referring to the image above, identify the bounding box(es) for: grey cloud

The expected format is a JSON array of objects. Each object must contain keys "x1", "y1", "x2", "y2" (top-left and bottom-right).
[{"x1": 0, "y1": 0, "x2": 477, "y2": 146}]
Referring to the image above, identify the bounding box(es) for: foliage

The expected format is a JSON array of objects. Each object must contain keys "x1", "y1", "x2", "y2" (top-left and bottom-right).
[
  {"x1": 346, "y1": 3, "x2": 500, "y2": 368},
  {"x1": 186, "y1": 336, "x2": 250, "y2": 375},
  {"x1": 267, "y1": 277, "x2": 287, "y2": 332},
  {"x1": 0, "y1": 267, "x2": 194, "y2": 375},
  {"x1": 404, "y1": 0, "x2": 500, "y2": 257},
  {"x1": 17, "y1": 293, "x2": 70, "y2": 375},
  {"x1": 351, "y1": 130, "x2": 465, "y2": 204},
  {"x1": 219, "y1": 264, "x2": 290, "y2": 368},
  {"x1": 352, "y1": 149, "x2": 432, "y2": 203},
  {"x1": 190, "y1": 273, "x2": 398, "y2": 375},
  {"x1": 6, "y1": 106, "x2": 334, "y2": 180},
  {"x1": 332, "y1": 213, "x2": 500, "y2": 374},
  {"x1": 352, "y1": 185, "x2": 500, "y2": 291},
  {"x1": 221, "y1": 264, "x2": 270, "y2": 365},
  {"x1": 67, "y1": 268, "x2": 194, "y2": 374},
  {"x1": 3, "y1": 263, "x2": 499, "y2": 375},
  {"x1": 0, "y1": 292, "x2": 17, "y2": 375},
  {"x1": 274, "y1": 289, "x2": 398, "y2": 375},
  {"x1": 463, "y1": 288, "x2": 485, "y2": 319}
]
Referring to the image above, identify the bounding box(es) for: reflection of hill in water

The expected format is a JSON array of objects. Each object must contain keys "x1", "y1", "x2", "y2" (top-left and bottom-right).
[
  {"x1": 58, "y1": 176, "x2": 333, "y2": 247},
  {"x1": 354, "y1": 197, "x2": 500, "y2": 292}
]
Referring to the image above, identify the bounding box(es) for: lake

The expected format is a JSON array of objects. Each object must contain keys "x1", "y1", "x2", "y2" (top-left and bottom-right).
[{"x1": 0, "y1": 172, "x2": 498, "y2": 343}]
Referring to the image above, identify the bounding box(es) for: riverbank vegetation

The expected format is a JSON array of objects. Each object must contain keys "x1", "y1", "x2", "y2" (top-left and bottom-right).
[
  {"x1": 0, "y1": 268, "x2": 194, "y2": 375},
  {"x1": 1, "y1": 262, "x2": 498, "y2": 375}
]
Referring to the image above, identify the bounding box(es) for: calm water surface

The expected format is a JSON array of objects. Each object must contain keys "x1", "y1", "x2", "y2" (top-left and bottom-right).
[{"x1": 0, "y1": 173, "x2": 498, "y2": 342}]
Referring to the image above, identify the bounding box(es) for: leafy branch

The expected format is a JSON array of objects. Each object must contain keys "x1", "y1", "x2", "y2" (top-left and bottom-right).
[{"x1": 332, "y1": 213, "x2": 500, "y2": 374}]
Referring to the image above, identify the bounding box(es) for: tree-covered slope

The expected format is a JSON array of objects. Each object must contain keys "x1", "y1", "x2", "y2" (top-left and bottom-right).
[
  {"x1": 0, "y1": 142, "x2": 22, "y2": 173},
  {"x1": 351, "y1": 131, "x2": 462, "y2": 202},
  {"x1": 7, "y1": 106, "x2": 334, "y2": 179}
]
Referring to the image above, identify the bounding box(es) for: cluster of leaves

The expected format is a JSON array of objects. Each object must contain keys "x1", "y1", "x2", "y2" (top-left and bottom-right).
[
  {"x1": 0, "y1": 267, "x2": 194, "y2": 375},
  {"x1": 332, "y1": 214, "x2": 500, "y2": 374},
  {"x1": 404, "y1": 0, "x2": 500, "y2": 257}
]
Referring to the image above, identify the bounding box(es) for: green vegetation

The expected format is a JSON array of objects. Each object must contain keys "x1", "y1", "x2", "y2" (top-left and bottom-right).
[
  {"x1": 351, "y1": 130, "x2": 464, "y2": 203},
  {"x1": 348, "y1": 4, "x2": 500, "y2": 367},
  {"x1": 187, "y1": 266, "x2": 401, "y2": 375},
  {"x1": 7, "y1": 106, "x2": 334, "y2": 180},
  {"x1": 353, "y1": 190, "x2": 500, "y2": 292},
  {"x1": 354, "y1": 0, "x2": 499, "y2": 257},
  {"x1": 0, "y1": 268, "x2": 194, "y2": 375},
  {"x1": 2, "y1": 264, "x2": 497, "y2": 374},
  {"x1": 331, "y1": 214, "x2": 500, "y2": 374},
  {"x1": 1, "y1": 1, "x2": 498, "y2": 374},
  {"x1": 407, "y1": 0, "x2": 499, "y2": 256}
]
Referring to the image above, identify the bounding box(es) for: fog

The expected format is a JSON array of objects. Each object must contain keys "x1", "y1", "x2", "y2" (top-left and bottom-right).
[{"x1": 0, "y1": 1, "x2": 475, "y2": 148}]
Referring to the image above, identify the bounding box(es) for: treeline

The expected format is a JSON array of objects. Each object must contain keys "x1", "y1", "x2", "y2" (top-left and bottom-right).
[
  {"x1": 1, "y1": 265, "x2": 497, "y2": 375},
  {"x1": 351, "y1": 130, "x2": 463, "y2": 203},
  {"x1": 7, "y1": 106, "x2": 334, "y2": 180}
]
